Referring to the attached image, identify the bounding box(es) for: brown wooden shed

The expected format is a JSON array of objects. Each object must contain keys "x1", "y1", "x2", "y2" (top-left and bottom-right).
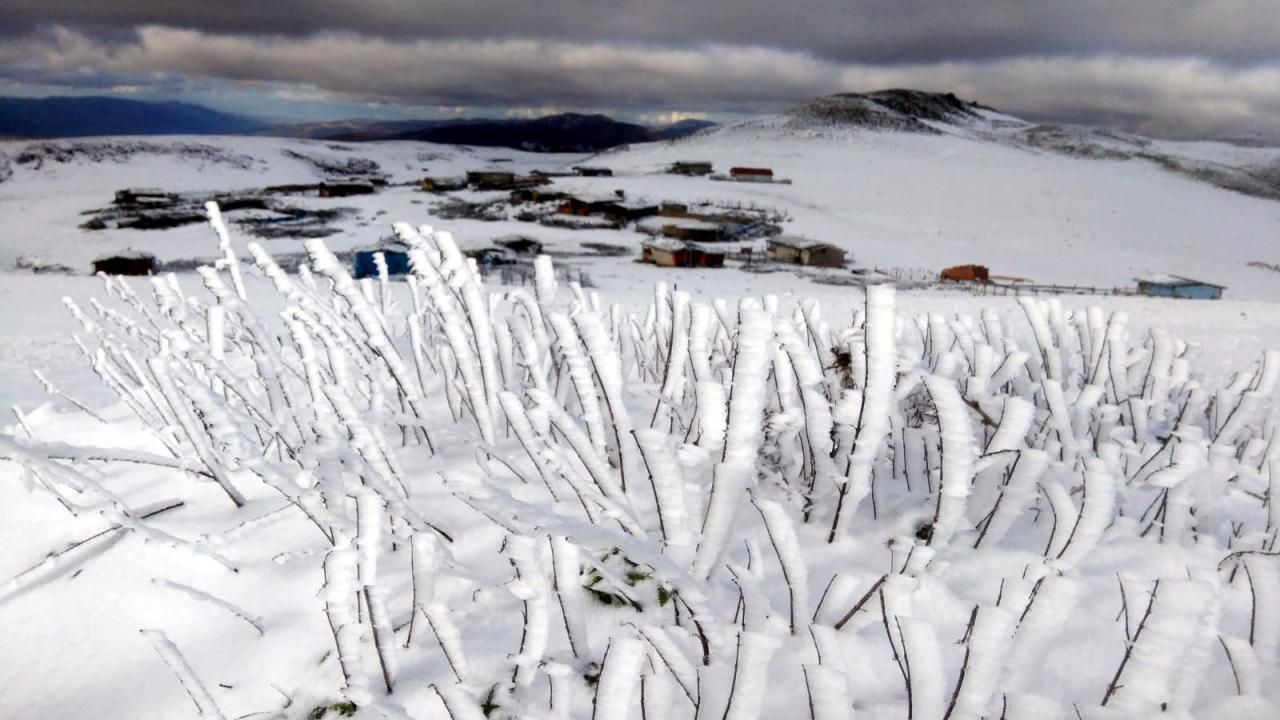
[
  {"x1": 640, "y1": 239, "x2": 725, "y2": 268},
  {"x1": 940, "y1": 264, "x2": 990, "y2": 282},
  {"x1": 766, "y1": 236, "x2": 847, "y2": 268}
]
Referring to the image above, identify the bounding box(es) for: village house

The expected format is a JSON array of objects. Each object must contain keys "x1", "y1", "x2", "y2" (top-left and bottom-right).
[
  {"x1": 1135, "y1": 274, "x2": 1225, "y2": 300},
  {"x1": 92, "y1": 249, "x2": 158, "y2": 276},
  {"x1": 558, "y1": 193, "x2": 658, "y2": 224},
  {"x1": 766, "y1": 236, "x2": 847, "y2": 268},
  {"x1": 114, "y1": 188, "x2": 177, "y2": 205},
  {"x1": 509, "y1": 187, "x2": 566, "y2": 204},
  {"x1": 941, "y1": 264, "x2": 990, "y2": 282},
  {"x1": 640, "y1": 238, "x2": 726, "y2": 268},
  {"x1": 660, "y1": 219, "x2": 725, "y2": 244},
  {"x1": 466, "y1": 170, "x2": 516, "y2": 190},
  {"x1": 420, "y1": 176, "x2": 467, "y2": 192},
  {"x1": 318, "y1": 181, "x2": 376, "y2": 198},
  {"x1": 668, "y1": 161, "x2": 714, "y2": 176},
  {"x1": 729, "y1": 166, "x2": 774, "y2": 182}
]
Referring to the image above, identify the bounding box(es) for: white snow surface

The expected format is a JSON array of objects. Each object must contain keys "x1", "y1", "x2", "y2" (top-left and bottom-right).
[{"x1": 0, "y1": 123, "x2": 1279, "y2": 720}]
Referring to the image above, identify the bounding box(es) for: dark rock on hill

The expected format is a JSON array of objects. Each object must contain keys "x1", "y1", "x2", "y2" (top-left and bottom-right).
[{"x1": 788, "y1": 89, "x2": 986, "y2": 134}]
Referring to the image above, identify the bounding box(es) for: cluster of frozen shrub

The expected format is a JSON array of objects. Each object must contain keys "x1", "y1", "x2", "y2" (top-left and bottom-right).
[{"x1": 4, "y1": 201, "x2": 1279, "y2": 719}]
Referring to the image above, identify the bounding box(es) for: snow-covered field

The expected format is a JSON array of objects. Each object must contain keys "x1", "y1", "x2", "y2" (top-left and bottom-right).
[{"x1": 2, "y1": 117, "x2": 1279, "y2": 720}]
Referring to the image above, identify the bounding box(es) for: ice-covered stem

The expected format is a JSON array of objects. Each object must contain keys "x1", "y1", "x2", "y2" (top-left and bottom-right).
[
  {"x1": 145, "y1": 358, "x2": 247, "y2": 507},
  {"x1": 943, "y1": 605, "x2": 1014, "y2": 720},
  {"x1": 973, "y1": 449, "x2": 1046, "y2": 549},
  {"x1": 1017, "y1": 297, "x2": 1061, "y2": 382},
  {"x1": 752, "y1": 497, "x2": 809, "y2": 634},
  {"x1": 1003, "y1": 575, "x2": 1080, "y2": 693},
  {"x1": 803, "y1": 664, "x2": 850, "y2": 720},
  {"x1": 433, "y1": 685, "x2": 489, "y2": 720},
  {"x1": 204, "y1": 201, "x2": 247, "y2": 302},
  {"x1": 693, "y1": 307, "x2": 772, "y2": 579},
  {"x1": 424, "y1": 602, "x2": 470, "y2": 684},
  {"x1": 151, "y1": 578, "x2": 263, "y2": 635},
  {"x1": 1055, "y1": 459, "x2": 1117, "y2": 565},
  {"x1": 1100, "y1": 576, "x2": 1208, "y2": 707},
  {"x1": 549, "y1": 313, "x2": 610, "y2": 460},
  {"x1": 899, "y1": 619, "x2": 944, "y2": 720},
  {"x1": 140, "y1": 629, "x2": 227, "y2": 720},
  {"x1": 576, "y1": 310, "x2": 639, "y2": 493},
  {"x1": 308, "y1": 239, "x2": 438, "y2": 449},
  {"x1": 721, "y1": 631, "x2": 781, "y2": 720},
  {"x1": 922, "y1": 374, "x2": 975, "y2": 547},
  {"x1": 506, "y1": 536, "x2": 549, "y2": 688},
  {"x1": 406, "y1": 245, "x2": 495, "y2": 444},
  {"x1": 549, "y1": 535, "x2": 591, "y2": 660},
  {"x1": 635, "y1": 625, "x2": 699, "y2": 706},
  {"x1": 651, "y1": 290, "x2": 691, "y2": 429},
  {"x1": 405, "y1": 532, "x2": 437, "y2": 648},
  {"x1": 829, "y1": 284, "x2": 895, "y2": 542},
  {"x1": 364, "y1": 585, "x2": 397, "y2": 693},
  {"x1": 592, "y1": 637, "x2": 646, "y2": 720},
  {"x1": 322, "y1": 542, "x2": 366, "y2": 697},
  {"x1": 633, "y1": 428, "x2": 693, "y2": 549}
]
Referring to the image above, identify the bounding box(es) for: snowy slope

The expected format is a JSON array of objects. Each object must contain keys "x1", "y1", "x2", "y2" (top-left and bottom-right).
[
  {"x1": 4, "y1": 98, "x2": 1278, "y2": 299},
  {"x1": 595, "y1": 112, "x2": 1280, "y2": 300}
]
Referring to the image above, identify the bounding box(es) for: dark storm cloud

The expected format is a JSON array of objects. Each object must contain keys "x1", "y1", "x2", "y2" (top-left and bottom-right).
[
  {"x1": 1, "y1": 1, "x2": 1278, "y2": 138},
  {"x1": 3, "y1": 0, "x2": 1279, "y2": 64}
]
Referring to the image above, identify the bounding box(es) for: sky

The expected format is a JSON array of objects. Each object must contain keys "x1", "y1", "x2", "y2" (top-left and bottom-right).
[{"x1": 1, "y1": 1, "x2": 1278, "y2": 139}]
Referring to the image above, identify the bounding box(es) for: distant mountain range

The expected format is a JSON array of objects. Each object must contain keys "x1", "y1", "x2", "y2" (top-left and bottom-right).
[
  {"x1": 0, "y1": 96, "x2": 716, "y2": 151},
  {"x1": 268, "y1": 113, "x2": 717, "y2": 150},
  {"x1": 0, "y1": 96, "x2": 266, "y2": 138}
]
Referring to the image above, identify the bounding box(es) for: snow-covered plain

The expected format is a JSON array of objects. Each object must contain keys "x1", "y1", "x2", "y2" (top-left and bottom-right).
[{"x1": 1, "y1": 114, "x2": 1279, "y2": 720}]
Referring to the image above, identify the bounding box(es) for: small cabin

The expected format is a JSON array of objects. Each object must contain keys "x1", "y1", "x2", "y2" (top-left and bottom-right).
[
  {"x1": 509, "y1": 187, "x2": 565, "y2": 204},
  {"x1": 92, "y1": 250, "x2": 158, "y2": 276},
  {"x1": 318, "y1": 181, "x2": 376, "y2": 198},
  {"x1": 641, "y1": 239, "x2": 725, "y2": 268},
  {"x1": 353, "y1": 243, "x2": 412, "y2": 279},
  {"x1": 941, "y1": 264, "x2": 990, "y2": 283},
  {"x1": 661, "y1": 221, "x2": 724, "y2": 244},
  {"x1": 558, "y1": 194, "x2": 657, "y2": 224},
  {"x1": 572, "y1": 166, "x2": 613, "y2": 177},
  {"x1": 466, "y1": 170, "x2": 517, "y2": 190},
  {"x1": 669, "y1": 161, "x2": 714, "y2": 176},
  {"x1": 1135, "y1": 275, "x2": 1225, "y2": 300},
  {"x1": 659, "y1": 202, "x2": 691, "y2": 217},
  {"x1": 420, "y1": 176, "x2": 466, "y2": 192},
  {"x1": 114, "y1": 188, "x2": 177, "y2": 206},
  {"x1": 767, "y1": 236, "x2": 846, "y2": 268},
  {"x1": 730, "y1": 166, "x2": 774, "y2": 182}
]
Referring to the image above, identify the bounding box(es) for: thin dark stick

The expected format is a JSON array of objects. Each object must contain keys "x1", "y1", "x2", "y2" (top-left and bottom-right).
[{"x1": 1102, "y1": 579, "x2": 1161, "y2": 706}]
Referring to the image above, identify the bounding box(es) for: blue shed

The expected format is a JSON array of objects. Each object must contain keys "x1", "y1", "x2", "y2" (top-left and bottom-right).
[
  {"x1": 353, "y1": 243, "x2": 412, "y2": 279},
  {"x1": 1135, "y1": 274, "x2": 1225, "y2": 300}
]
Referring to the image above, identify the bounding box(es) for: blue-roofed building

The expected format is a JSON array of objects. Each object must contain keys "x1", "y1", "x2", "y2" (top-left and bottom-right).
[
  {"x1": 353, "y1": 242, "x2": 412, "y2": 279},
  {"x1": 1135, "y1": 274, "x2": 1225, "y2": 300}
]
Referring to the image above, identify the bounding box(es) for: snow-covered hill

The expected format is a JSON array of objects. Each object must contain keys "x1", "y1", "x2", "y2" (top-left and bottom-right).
[
  {"x1": 594, "y1": 92, "x2": 1280, "y2": 300},
  {"x1": 2, "y1": 93, "x2": 1277, "y2": 301}
]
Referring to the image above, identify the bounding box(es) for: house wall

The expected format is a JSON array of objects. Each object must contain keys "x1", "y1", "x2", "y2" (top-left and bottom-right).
[
  {"x1": 92, "y1": 257, "x2": 157, "y2": 276},
  {"x1": 801, "y1": 247, "x2": 845, "y2": 268},
  {"x1": 1139, "y1": 282, "x2": 1223, "y2": 300},
  {"x1": 768, "y1": 244, "x2": 803, "y2": 263}
]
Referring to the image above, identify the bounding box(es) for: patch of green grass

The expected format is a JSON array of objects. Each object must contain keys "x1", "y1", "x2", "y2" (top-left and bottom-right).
[{"x1": 308, "y1": 701, "x2": 358, "y2": 719}]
